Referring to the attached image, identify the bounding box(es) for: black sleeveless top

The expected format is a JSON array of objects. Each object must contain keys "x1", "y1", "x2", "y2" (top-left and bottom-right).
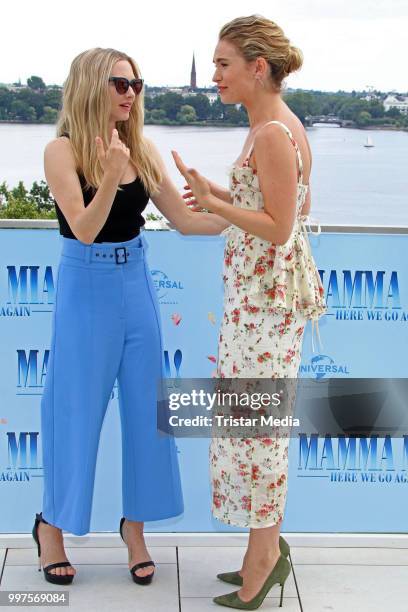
[{"x1": 54, "y1": 135, "x2": 150, "y2": 242}]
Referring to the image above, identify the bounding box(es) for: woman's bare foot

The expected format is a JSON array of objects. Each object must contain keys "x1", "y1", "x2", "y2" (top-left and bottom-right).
[
  {"x1": 238, "y1": 550, "x2": 249, "y2": 578},
  {"x1": 121, "y1": 519, "x2": 154, "y2": 579},
  {"x1": 37, "y1": 521, "x2": 76, "y2": 577}
]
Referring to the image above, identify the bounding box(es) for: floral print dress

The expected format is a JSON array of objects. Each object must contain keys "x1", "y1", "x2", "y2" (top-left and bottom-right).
[{"x1": 210, "y1": 120, "x2": 327, "y2": 528}]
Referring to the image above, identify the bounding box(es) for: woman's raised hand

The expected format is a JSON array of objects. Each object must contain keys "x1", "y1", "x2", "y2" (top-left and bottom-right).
[
  {"x1": 182, "y1": 184, "x2": 205, "y2": 212},
  {"x1": 172, "y1": 151, "x2": 211, "y2": 206},
  {"x1": 96, "y1": 129, "x2": 130, "y2": 178}
]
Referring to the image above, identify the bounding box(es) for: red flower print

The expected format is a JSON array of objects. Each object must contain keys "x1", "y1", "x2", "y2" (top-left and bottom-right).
[
  {"x1": 251, "y1": 465, "x2": 260, "y2": 480},
  {"x1": 241, "y1": 496, "x2": 251, "y2": 511},
  {"x1": 213, "y1": 493, "x2": 222, "y2": 509},
  {"x1": 254, "y1": 264, "x2": 266, "y2": 276},
  {"x1": 248, "y1": 305, "x2": 260, "y2": 314},
  {"x1": 224, "y1": 248, "x2": 233, "y2": 266},
  {"x1": 256, "y1": 503, "x2": 275, "y2": 518},
  {"x1": 232, "y1": 308, "x2": 240, "y2": 325}
]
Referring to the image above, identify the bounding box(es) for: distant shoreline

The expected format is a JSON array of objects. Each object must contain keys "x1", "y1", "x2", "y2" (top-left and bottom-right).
[{"x1": 0, "y1": 119, "x2": 407, "y2": 132}]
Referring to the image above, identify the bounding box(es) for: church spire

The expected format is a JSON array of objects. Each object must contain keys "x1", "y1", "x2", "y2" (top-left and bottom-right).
[{"x1": 190, "y1": 53, "x2": 197, "y2": 89}]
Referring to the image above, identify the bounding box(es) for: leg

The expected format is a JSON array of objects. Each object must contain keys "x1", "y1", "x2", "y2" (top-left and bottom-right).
[
  {"x1": 40, "y1": 262, "x2": 124, "y2": 572},
  {"x1": 236, "y1": 311, "x2": 306, "y2": 600},
  {"x1": 117, "y1": 257, "x2": 183, "y2": 577},
  {"x1": 238, "y1": 524, "x2": 282, "y2": 601}
]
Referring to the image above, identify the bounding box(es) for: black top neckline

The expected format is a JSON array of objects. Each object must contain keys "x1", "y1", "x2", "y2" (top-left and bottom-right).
[{"x1": 119, "y1": 177, "x2": 140, "y2": 187}]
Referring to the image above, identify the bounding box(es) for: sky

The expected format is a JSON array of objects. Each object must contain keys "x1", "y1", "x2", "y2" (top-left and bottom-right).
[{"x1": 1, "y1": 0, "x2": 407, "y2": 92}]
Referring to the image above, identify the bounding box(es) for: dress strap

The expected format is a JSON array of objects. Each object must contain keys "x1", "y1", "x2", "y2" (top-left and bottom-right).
[{"x1": 245, "y1": 120, "x2": 304, "y2": 183}]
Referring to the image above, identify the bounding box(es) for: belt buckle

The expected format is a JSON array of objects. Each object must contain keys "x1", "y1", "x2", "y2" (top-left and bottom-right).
[{"x1": 114, "y1": 247, "x2": 127, "y2": 264}]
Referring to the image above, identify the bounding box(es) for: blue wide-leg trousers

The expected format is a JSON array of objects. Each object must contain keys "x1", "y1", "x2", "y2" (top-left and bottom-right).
[{"x1": 41, "y1": 232, "x2": 183, "y2": 535}]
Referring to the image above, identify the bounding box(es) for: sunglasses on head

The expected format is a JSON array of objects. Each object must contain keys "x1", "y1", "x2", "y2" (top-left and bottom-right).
[{"x1": 108, "y1": 76, "x2": 144, "y2": 95}]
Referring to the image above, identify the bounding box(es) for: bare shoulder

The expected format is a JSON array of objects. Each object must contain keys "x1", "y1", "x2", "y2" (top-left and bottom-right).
[
  {"x1": 254, "y1": 122, "x2": 296, "y2": 162},
  {"x1": 143, "y1": 136, "x2": 167, "y2": 173},
  {"x1": 286, "y1": 114, "x2": 312, "y2": 157},
  {"x1": 44, "y1": 136, "x2": 76, "y2": 169},
  {"x1": 275, "y1": 115, "x2": 312, "y2": 176},
  {"x1": 143, "y1": 136, "x2": 160, "y2": 158}
]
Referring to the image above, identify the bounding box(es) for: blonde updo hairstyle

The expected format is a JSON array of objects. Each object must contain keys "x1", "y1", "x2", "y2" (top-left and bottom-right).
[{"x1": 219, "y1": 15, "x2": 303, "y2": 91}]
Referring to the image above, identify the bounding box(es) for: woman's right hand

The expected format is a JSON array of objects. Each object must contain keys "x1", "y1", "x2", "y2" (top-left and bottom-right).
[
  {"x1": 182, "y1": 179, "x2": 212, "y2": 212},
  {"x1": 95, "y1": 128, "x2": 130, "y2": 179}
]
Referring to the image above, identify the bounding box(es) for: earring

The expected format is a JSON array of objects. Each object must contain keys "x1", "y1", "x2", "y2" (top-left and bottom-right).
[{"x1": 255, "y1": 75, "x2": 265, "y2": 88}]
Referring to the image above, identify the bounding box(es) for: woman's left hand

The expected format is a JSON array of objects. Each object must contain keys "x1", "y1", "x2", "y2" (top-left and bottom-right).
[{"x1": 171, "y1": 151, "x2": 211, "y2": 207}]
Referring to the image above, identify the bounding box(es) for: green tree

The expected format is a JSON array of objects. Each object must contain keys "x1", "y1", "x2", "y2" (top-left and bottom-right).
[
  {"x1": 223, "y1": 105, "x2": 243, "y2": 124},
  {"x1": 10, "y1": 99, "x2": 32, "y2": 120},
  {"x1": 155, "y1": 92, "x2": 184, "y2": 120},
  {"x1": 43, "y1": 88, "x2": 62, "y2": 109},
  {"x1": 284, "y1": 92, "x2": 319, "y2": 123},
  {"x1": 386, "y1": 106, "x2": 402, "y2": 119},
  {"x1": 337, "y1": 99, "x2": 368, "y2": 120},
  {"x1": 0, "y1": 181, "x2": 56, "y2": 219},
  {"x1": 208, "y1": 97, "x2": 224, "y2": 120},
  {"x1": 27, "y1": 76, "x2": 46, "y2": 90},
  {"x1": 183, "y1": 94, "x2": 211, "y2": 120},
  {"x1": 356, "y1": 111, "x2": 372, "y2": 127},
  {"x1": 176, "y1": 104, "x2": 197, "y2": 122},
  {"x1": 41, "y1": 106, "x2": 58, "y2": 123},
  {"x1": 29, "y1": 181, "x2": 55, "y2": 210},
  {"x1": 150, "y1": 108, "x2": 166, "y2": 121}
]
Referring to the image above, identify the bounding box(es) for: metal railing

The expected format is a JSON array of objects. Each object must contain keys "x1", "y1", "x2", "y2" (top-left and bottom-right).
[{"x1": 1, "y1": 219, "x2": 408, "y2": 234}]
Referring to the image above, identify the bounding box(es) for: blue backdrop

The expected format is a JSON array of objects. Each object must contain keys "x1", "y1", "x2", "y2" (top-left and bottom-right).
[{"x1": 0, "y1": 228, "x2": 407, "y2": 533}]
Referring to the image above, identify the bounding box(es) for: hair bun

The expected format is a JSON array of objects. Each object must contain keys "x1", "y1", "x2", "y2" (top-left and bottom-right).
[{"x1": 285, "y1": 45, "x2": 303, "y2": 75}]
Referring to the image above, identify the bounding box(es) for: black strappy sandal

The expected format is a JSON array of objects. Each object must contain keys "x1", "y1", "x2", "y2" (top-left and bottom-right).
[
  {"x1": 119, "y1": 517, "x2": 155, "y2": 585},
  {"x1": 32, "y1": 513, "x2": 74, "y2": 585}
]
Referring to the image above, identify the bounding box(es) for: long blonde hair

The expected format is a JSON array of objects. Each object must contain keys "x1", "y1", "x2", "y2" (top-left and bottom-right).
[
  {"x1": 57, "y1": 47, "x2": 161, "y2": 194},
  {"x1": 219, "y1": 15, "x2": 303, "y2": 91}
]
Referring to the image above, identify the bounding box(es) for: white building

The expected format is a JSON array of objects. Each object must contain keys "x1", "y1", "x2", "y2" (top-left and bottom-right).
[
  {"x1": 383, "y1": 94, "x2": 408, "y2": 115},
  {"x1": 204, "y1": 92, "x2": 218, "y2": 104}
]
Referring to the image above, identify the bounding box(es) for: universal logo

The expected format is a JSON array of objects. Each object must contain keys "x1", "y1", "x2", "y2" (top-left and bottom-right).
[
  {"x1": 300, "y1": 354, "x2": 350, "y2": 380},
  {"x1": 151, "y1": 270, "x2": 184, "y2": 304}
]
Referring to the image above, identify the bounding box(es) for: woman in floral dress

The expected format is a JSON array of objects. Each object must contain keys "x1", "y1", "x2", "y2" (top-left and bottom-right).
[{"x1": 172, "y1": 14, "x2": 326, "y2": 609}]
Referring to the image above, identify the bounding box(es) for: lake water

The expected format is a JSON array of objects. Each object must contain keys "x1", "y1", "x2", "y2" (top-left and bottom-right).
[{"x1": 0, "y1": 123, "x2": 407, "y2": 226}]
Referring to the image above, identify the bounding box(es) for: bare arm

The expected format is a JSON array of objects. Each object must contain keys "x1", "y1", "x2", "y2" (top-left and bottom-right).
[
  {"x1": 208, "y1": 180, "x2": 232, "y2": 204},
  {"x1": 301, "y1": 131, "x2": 312, "y2": 217},
  {"x1": 301, "y1": 184, "x2": 311, "y2": 217},
  {"x1": 44, "y1": 131, "x2": 129, "y2": 244},
  {"x1": 172, "y1": 124, "x2": 298, "y2": 245},
  {"x1": 148, "y1": 140, "x2": 230, "y2": 236}
]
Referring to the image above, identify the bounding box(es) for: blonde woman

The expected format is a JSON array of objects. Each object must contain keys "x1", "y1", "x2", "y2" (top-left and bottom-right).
[
  {"x1": 33, "y1": 47, "x2": 231, "y2": 586},
  {"x1": 172, "y1": 15, "x2": 326, "y2": 610}
]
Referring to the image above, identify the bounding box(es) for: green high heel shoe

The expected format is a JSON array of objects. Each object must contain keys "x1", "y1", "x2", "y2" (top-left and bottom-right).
[
  {"x1": 213, "y1": 554, "x2": 291, "y2": 610},
  {"x1": 217, "y1": 535, "x2": 290, "y2": 586}
]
